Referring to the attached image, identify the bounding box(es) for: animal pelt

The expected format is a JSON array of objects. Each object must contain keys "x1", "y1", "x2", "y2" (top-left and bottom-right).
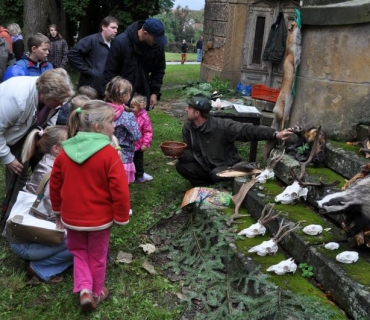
[
  {"x1": 317, "y1": 175, "x2": 370, "y2": 247},
  {"x1": 342, "y1": 163, "x2": 370, "y2": 191},
  {"x1": 285, "y1": 125, "x2": 326, "y2": 164},
  {"x1": 272, "y1": 21, "x2": 302, "y2": 131}
]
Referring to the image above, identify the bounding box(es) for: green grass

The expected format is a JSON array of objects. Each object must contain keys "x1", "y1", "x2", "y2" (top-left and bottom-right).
[
  {"x1": 165, "y1": 52, "x2": 197, "y2": 62},
  {"x1": 163, "y1": 64, "x2": 201, "y2": 87}
]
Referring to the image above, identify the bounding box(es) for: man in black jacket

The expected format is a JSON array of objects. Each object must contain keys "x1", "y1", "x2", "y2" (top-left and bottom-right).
[
  {"x1": 103, "y1": 18, "x2": 167, "y2": 110},
  {"x1": 68, "y1": 16, "x2": 118, "y2": 96},
  {"x1": 176, "y1": 93, "x2": 294, "y2": 186}
]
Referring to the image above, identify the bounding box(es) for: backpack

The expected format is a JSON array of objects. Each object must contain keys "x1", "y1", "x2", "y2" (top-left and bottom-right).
[
  {"x1": 262, "y1": 12, "x2": 287, "y2": 64},
  {"x1": 0, "y1": 37, "x2": 14, "y2": 82}
]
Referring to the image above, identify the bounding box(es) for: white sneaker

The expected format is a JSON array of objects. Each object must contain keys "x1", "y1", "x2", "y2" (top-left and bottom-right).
[
  {"x1": 143, "y1": 173, "x2": 153, "y2": 181},
  {"x1": 129, "y1": 209, "x2": 133, "y2": 216}
]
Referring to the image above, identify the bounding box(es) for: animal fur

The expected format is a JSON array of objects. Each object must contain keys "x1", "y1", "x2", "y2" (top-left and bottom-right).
[
  {"x1": 286, "y1": 125, "x2": 326, "y2": 164},
  {"x1": 272, "y1": 22, "x2": 302, "y2": 131},
  {"x1": 317, "y1": 175, "x2": 370, "y2": 246},
  {"x1": 263, "y1": 22, "x2": 302, "y2": 159}
]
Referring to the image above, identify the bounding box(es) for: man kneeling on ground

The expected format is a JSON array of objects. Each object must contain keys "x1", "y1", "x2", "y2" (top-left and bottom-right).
[{"x1": 176, "y1": 93, "x2": 294, "y2": 186}]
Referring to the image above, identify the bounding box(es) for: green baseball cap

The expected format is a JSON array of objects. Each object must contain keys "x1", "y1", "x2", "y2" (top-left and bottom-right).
[{"x1": 187, "y1": 93, "x2": 212, "y2": 112}]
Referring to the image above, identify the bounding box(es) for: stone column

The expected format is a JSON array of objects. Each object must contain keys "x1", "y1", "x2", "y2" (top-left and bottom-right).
[
  {"x1": 289, "y1": 0, "x2": 370, "y2": 141},
  {"x1": 201, "y1": 0, "x2": 249, "y2": 88}
]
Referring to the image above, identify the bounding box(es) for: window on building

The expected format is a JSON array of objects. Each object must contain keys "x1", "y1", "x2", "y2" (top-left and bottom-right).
[{"x1": 252, "y1": 16, "x2": 266, "y2": 64}]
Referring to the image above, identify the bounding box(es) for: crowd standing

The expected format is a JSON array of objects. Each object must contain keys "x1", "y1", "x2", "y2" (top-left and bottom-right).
[{"x1": 0, "y1": 15, "x2": 288, "y2": 314}]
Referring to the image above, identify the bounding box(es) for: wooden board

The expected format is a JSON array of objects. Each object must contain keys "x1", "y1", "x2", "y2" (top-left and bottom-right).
[{"x1": 217, "y1": 169, "x2": 262, "y2": 178}]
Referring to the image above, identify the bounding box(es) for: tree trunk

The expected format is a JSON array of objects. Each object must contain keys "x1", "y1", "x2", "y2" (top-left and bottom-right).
[{"x1": 24, "y1": 0, "x2": 51, "y2": 45}]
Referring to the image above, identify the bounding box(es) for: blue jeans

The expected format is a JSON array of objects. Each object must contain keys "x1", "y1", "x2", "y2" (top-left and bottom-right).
[
  {"x1": 10, "y1": 239, "x2": 73, "y2": 281},
  {"x1": 196, "y1": 48, "x2": 202, "y2": 62}
]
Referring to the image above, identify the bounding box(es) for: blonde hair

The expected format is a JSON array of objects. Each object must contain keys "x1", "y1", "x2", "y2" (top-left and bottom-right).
[
  {"x1": 21, "y1": 126, "x2": 67, "y2": 163},
  {"x1": 130, "y1": 94, "x2": 147, "y2": 110},
  {"x1": 77, "y1": 86, "x2": 99, "y2": 99},
  {"x1": 69, "y1": 94, "x2": 90, "y2": 111},
  {"x1": 68, "y1": 100, "x2": 115, "y2": 138},
  {"x1": 27, "y1": 32, "x2": 50, "y2": 51},
  {"x1": 36, "y1": 68, "x2": 74, "y2": 101},
  {"x1": 105, "y1": 76, "x2": 132, "y2": 104},
  {"x1": 7, "y1": 23, "x2": 21, "y2": 37}
]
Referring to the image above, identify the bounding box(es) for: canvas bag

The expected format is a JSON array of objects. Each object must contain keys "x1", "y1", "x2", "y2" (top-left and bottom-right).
[
  {"x1": 262, "y1": 12, "x2": 287, "y2": 64},
  {"x1": 6, "y1": 172, "x2": 65, "y2": 245}
]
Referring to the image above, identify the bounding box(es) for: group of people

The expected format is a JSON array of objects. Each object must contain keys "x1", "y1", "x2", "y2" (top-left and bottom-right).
[
  {"x1": 0, "y1": 15, "x2": 295, "y2": 313},
  {"x1": 0, "y1": 16, "x2": 165, "y2": 312},
  {"x1": 0, "y1": 22, "x2": 68, "y2": 81}
]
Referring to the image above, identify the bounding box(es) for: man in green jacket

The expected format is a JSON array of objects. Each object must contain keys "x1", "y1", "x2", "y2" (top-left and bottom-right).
[{"x1": 176, "y1": 93, "x2": 293, "y2": 186}]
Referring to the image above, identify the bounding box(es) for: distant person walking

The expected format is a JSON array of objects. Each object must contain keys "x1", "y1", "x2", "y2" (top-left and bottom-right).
[
  {"x1": 196, "y1": 36, "x2": 203, "y2": 62},
  {"x1": 68, "y1": 16, "x2": 118, "y2": 96},
  {"x1": 181, "y1": 39, "x2": 188, "y2": 65}
]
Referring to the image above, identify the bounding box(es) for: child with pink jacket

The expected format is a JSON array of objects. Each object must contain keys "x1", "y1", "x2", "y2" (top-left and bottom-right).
[{"x1": 131, "y1": 94, "x2": 153, "y2": 182}]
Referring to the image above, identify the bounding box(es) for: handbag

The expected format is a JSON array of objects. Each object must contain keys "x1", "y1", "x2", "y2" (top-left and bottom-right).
[
  {"x1": 262, "y1": 12, "x2": 287, "y2": 64},
  {"x1": 6, "y1": 172, "x2": 65, "y2": 245}
]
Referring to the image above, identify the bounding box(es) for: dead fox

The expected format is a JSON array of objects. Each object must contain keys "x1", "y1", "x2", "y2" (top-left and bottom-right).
[{"x1": 272, "y1": 21, "x2": 302, "y2": 131}]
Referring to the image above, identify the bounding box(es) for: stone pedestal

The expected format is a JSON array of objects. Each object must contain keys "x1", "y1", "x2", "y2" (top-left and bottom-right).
[
  {"x1": 201, "y1": 0, "x2": 249, "y2": 88},
  {"x1": 290, "y1": 0, "x2": 370, "y2": 141}
]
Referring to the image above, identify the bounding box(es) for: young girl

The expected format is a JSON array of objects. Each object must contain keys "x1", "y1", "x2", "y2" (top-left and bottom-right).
[
  {"x1": 7, "y1": 126, "x2": 73, "y2": 284},
  {"x1": 50, "y1": 101, "x2": 130, "y2": 311},
  {"x1": 131, "y1": 94, "x2": 153, "y2": 183},
  {"x1": 105, "y1": 76, "x2": 141, "y2": 183}
]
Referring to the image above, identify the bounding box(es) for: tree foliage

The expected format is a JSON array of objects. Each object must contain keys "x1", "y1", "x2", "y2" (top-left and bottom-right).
[{"x1": 155, "y1": 6, "x2": 204, "y2": 45}]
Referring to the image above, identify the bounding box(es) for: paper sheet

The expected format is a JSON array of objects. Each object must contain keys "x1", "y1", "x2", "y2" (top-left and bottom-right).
[{"x1": 233, "y1": 104, "x2": 261, "y2": 114}]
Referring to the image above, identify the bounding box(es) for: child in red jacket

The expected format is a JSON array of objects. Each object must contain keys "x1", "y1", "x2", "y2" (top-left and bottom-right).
[{"x1": 50, "y1": 100, "x2": 130, "y2": 312}]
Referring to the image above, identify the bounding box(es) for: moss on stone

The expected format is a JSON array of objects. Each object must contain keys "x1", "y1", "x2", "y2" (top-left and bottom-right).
[
  {"x1": 328, "y1": 140, "x2": 363, "y2": 154},
  {"x1": 234, "y1": 237, "x2": 345, "y2": 318},
  {"x1": 317, "y1": 245, "x2": 370, "y2": 287},
  {"x1": 305, "y1": 167, "x2": 346, "y2": 186}
]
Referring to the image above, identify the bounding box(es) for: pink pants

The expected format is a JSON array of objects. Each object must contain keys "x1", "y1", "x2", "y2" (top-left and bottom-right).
[{"x1": 66, "y1": 228, "x2": 111, "y2": 296}]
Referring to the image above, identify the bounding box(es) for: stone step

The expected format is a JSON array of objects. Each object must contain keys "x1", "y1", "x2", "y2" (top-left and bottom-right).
[
  {"x1": 233, "y1": 176, "x2": 370, "y2": 319},
  {"x1": 232, "y1": 138, "x2": 370, "y2": 318}
]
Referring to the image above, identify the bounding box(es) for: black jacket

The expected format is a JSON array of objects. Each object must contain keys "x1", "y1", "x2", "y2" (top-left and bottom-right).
[
  {"x1": 68, "y1": 33, "x2": 110, "y2": 95},
  {"x1": 103, "y1": 21, "x2": 166, "y2": 109},
  {"x1": 180, "y1": 117, "x2": 276, "y2": 171}
]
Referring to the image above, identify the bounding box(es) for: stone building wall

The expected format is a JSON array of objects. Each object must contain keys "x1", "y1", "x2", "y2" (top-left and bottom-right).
[{"x1": 290, "y1": 0, "x2": 370, "y2": 141}]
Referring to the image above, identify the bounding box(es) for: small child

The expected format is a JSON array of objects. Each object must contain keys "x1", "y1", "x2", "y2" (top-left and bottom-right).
[
  {"x1": 131, "y1": 94, "x2": 153, "y2": 183},
  {"x1": 50, "y1": 101, "x2": 130, "y2": 311},
  {"x1": 105, "y1": 76, "x2": 141, "y2": 183},
  {"x1": 7, "y1": 125, "x2": 73, "y2": 284},
  {"x1": 57, "y1": 86, "x2": 98, "y2": 125}
]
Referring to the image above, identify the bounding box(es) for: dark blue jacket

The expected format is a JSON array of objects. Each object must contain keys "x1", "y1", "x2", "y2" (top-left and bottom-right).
[
  {"x1": 68, "y1": 33, "x2": 109, "y2": 95},
  {"x1": 103, "y1": 21, "x2": 166, "y2": 109}
]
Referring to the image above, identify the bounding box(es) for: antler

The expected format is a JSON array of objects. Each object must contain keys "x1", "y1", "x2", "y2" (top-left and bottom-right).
[
  {"x1": 267, "y1": 149, "x2": 285, "y2": 170},
  {"x1": 274, "y1": 220, "x2": 301, "y2": 243},
  {"x1": 231, "y1": 176, "x2": 257, "y2": 216},
  {"x1": 288, "y1": 125, "x2": 340, "y2": 188},
  {"x1": 290, "y1": 167, "x2": 340, "y2": 188},
  {"x1": 298, "y1": 126, "x2": 323, "y2": 180},
  {"x1": 259, "y1": 204, "x2": 280, "y2": 225}
]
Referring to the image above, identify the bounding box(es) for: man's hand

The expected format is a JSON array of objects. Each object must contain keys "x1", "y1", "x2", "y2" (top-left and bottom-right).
[
  {"x1": 149, "y1": 94, "x2": 158, "y2": 110},
  {"x1": 276, "y1": 128, "x2": 295, "y2": 141},
  {"x1": 6, "y1": 158, "x2": 24, "y2": 176}
]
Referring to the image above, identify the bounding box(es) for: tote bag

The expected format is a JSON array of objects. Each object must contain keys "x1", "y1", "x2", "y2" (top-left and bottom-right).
[{"x1": 6, "y1": 173, "x2": 65, "y2": 245}]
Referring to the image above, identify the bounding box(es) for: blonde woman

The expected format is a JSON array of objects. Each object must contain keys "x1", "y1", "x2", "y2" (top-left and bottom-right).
[
  {"x1": 7, "y1": 23, "x2": 24, "y2": 60},
  {"x1": 0, "y1": 68, "x2": 74, "y2": 218}
]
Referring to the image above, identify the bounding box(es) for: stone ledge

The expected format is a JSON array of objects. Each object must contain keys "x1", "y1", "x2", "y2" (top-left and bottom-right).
[
  {"x1": 233, "y1": 178, "x2": 370, "y2": 318},
  {"x1": 301, "y1": 0, "x2": 370, "y2": 25}
]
